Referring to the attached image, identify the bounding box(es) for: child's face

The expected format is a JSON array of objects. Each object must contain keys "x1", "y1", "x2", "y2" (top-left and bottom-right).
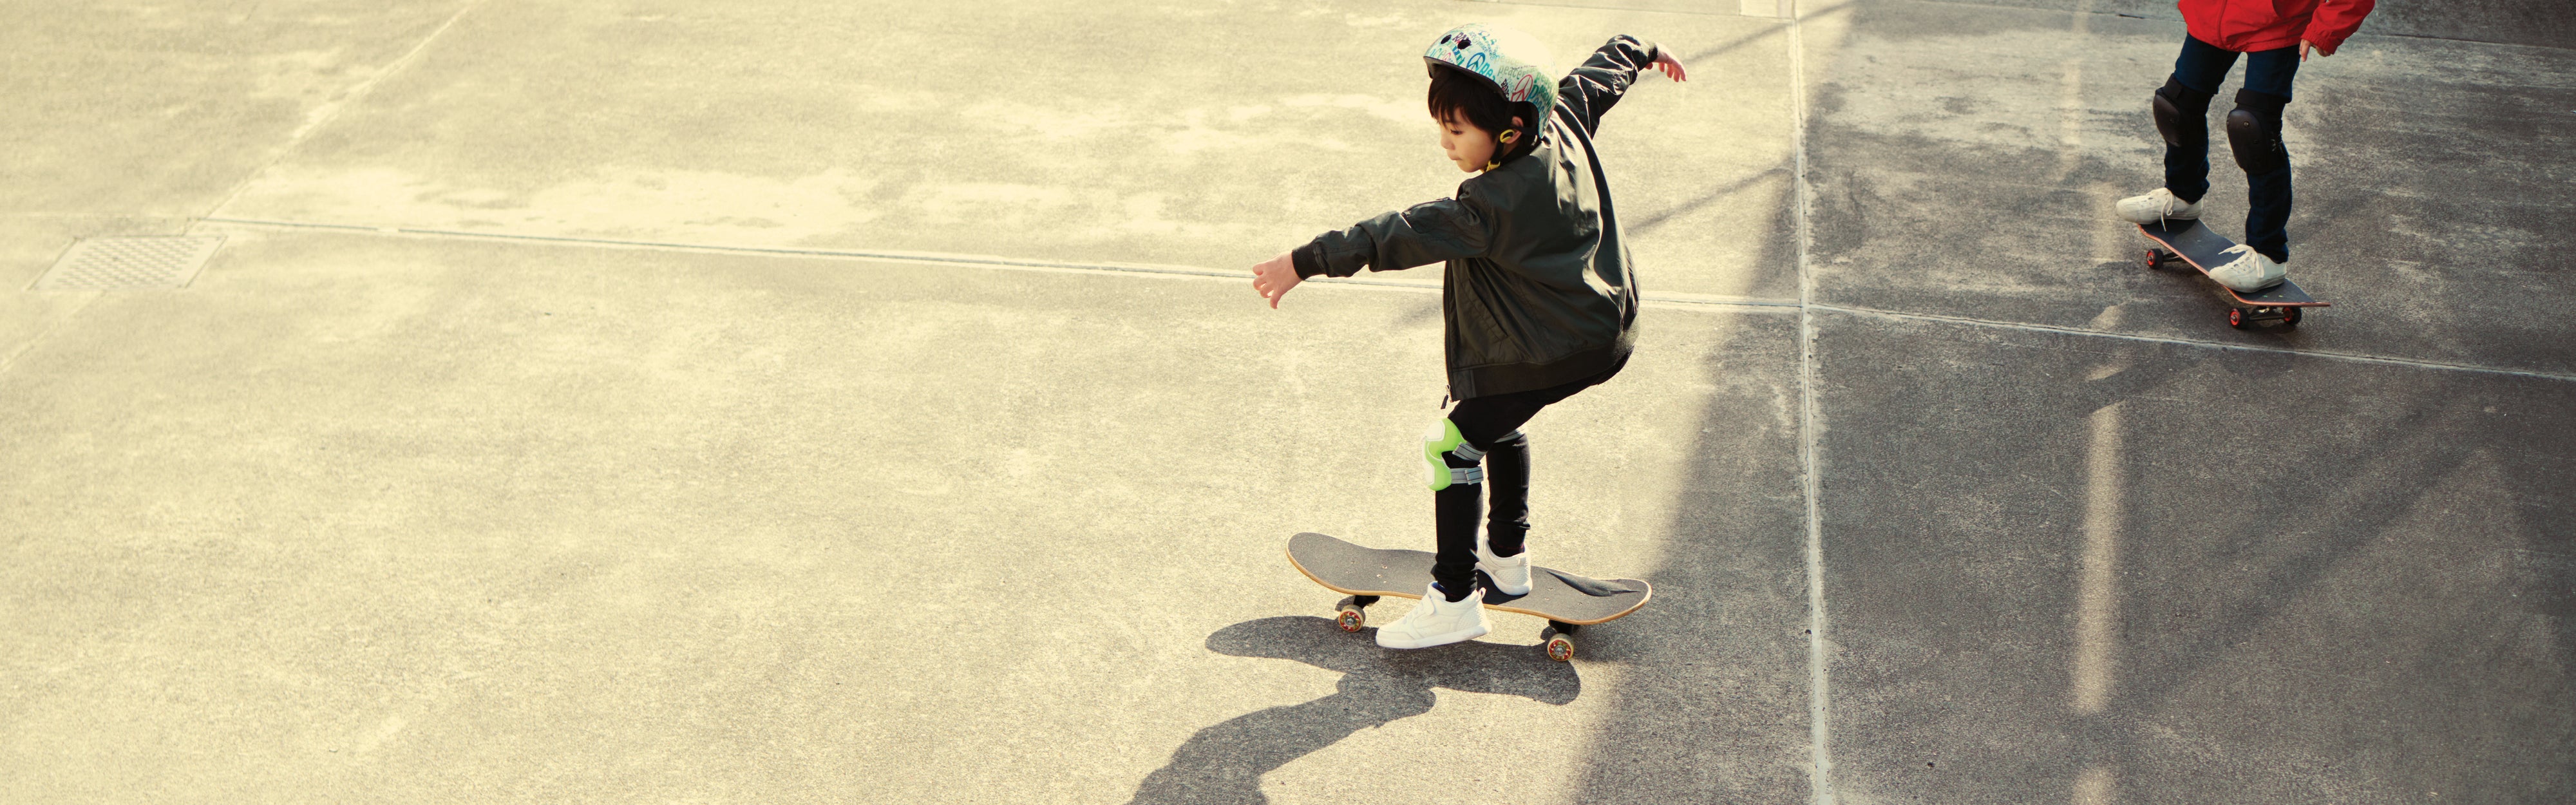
[{"x1": 1436, "y1": 113, "x2": 1497, "y2": 173}]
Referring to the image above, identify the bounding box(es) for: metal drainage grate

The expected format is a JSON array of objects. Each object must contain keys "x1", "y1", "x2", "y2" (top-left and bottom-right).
[{"x1": 32, "y1": 235, "x2": 225, "y2": 290}]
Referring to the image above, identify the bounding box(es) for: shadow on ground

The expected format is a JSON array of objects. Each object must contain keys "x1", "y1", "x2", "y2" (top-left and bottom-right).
[{"x1": 1126, "y1": 616, "x2": 1580, "y2": 805}]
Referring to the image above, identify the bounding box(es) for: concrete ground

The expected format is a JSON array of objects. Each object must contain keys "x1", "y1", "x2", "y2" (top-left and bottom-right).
[{"x1": 2, "y1": 1, "x2": 2566, "y2": 803}]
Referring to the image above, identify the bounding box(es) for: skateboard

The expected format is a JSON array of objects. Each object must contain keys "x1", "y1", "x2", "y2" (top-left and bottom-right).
[
  {"x1": 1285, "y1": 531, "x2": 1651, "y2": 662},
  {"x1": 2136, "y1": 220, "x2": 2327, "y2": 328}
]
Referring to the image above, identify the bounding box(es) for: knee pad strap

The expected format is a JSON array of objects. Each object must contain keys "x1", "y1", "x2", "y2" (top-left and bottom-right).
[{"x1": 1423, "y1": 419, "x2": 1484, "y2": 491}]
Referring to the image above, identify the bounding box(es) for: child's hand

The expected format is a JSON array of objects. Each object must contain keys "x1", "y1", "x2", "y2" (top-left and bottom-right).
[
  {"x1": 1251, "y1": 252, "x2": 1302, "y2": 308},
  {"x1": 1651, "y1": 50, "x2": 1688, "y2": 82}
]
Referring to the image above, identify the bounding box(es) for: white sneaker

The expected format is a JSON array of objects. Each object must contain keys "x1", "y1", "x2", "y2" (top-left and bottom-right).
[
  {"x1": 2114, "y1": 187, "x2": 2202, "y2": 225},
  {"x1": 1374, "y1": 582, "x2": 1490, "y2": 649},
  {"x1": 1477, "y1": 531, "x2": 1532, "y2": 596},
  {"x1": 2206, "y1": 244, "x2": 2287, "y2": 292}
]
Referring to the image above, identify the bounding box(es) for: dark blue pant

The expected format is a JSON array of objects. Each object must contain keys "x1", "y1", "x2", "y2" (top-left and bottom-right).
[{"x1": 2163, "y1": 35, "x2": 2300, "y2": 263}]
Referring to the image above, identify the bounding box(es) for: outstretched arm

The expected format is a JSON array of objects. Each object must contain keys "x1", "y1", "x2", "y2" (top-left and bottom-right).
[
  {"x1": 1250, "y1": 195, "x2": 1495, "y2": 308},
  {"x1": 1557, "y1": 35, "x2": 1682, "y2": 136}
]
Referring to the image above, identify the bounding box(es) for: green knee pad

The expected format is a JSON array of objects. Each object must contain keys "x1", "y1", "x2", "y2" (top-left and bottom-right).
[{"x1": 1421, "y1": 418, "x2": 1487, "y2": 491}]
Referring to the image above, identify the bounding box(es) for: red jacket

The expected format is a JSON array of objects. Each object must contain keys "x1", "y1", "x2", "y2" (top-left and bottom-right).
[{"x1": 2180, "y1": 0, "x2": 2376, "y2": 55}]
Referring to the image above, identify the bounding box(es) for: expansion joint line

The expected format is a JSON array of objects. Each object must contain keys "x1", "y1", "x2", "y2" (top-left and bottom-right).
[
  {"x1": 1808, "y1": 303, "x2": 2576, "y2": 383},
  {"x1": 191, "y1": 3, "x2": 482, "y2": 234},
  {"x1": 189, "y1": 218, "x2": 2576, "y2": 383},
  {"x1": 1788, "y1": 3, "x2": 1839, "y2": 805}
]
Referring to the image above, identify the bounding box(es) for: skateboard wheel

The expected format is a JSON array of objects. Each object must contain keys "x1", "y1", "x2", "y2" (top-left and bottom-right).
[
  {"x1": 2281, "y1": 307, "x2": 2302, "y2": 327},
  {"x1": 1333, "y1": 596, "x2": 1370, "y2": 632},
  {"x1": 2143, "y1": 249, "x2": 2161, "y2": 269},
  {"x1": 1544, "y1": 634, "x2": 1575, "y2": 662},
  {"x1": 2227, "y1": 308, "x2": 2249, "y2": 329}
]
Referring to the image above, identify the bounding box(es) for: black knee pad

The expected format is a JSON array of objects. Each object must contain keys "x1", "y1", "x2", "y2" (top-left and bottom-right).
[
  {"x1": 2152, "y1": 77, "x2": 2212, "y2": 148},
  {"x1": 2226, "y1": 88, "x2": 2290, "y2": 175}
]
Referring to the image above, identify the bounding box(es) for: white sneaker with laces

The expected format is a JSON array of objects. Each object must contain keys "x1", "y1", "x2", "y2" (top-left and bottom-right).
[
  {"x1": 1374, "y1": 582, "x2": 1490, "y2": 649},
  {"x1": 2205, "y1": 244, "x2": 2287, "y2": 292},
  {"x1": 1477, "y1": 531, "x2": 1532, "y2": 596},
  {"x1": 2114, "y1": 187, "x2": 2202, "y2": 225}
]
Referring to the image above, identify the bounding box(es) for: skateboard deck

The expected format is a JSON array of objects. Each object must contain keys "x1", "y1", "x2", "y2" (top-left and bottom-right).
[
  {"x1": 2136, "y1": 220, "x2": 2327, "y2": 328},
  {"x1": 1286, "y1": 531, "x2": 1651, "y2": 661}
]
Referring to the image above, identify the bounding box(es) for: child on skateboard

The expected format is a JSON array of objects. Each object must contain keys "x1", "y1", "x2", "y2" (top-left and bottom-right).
[
  {"x1": 1248, "y1": 24, "x2": 1686, "y2": 650},
  {"x1": 2114, "y1": 0, "x2": 2375, "y2": 292}
]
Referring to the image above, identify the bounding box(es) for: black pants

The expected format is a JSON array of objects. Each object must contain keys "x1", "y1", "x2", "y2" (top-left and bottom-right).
[
  {"x1": 1430, "y1": 361, "x2": 1623, "y2": 600},
  {"x1": 2163, "y1": 34, "x2": 2300, "y2": 263}
]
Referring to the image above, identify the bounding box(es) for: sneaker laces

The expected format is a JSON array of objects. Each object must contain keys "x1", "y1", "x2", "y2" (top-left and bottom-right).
[{"x1": 2216, "y1": 245, "x2": 2262, "y2": 277}]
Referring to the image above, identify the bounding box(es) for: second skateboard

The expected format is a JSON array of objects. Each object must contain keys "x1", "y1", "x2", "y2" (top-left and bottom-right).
[{"x1": 2136, "y1": 219, "x2": 2328, "y2": 329}]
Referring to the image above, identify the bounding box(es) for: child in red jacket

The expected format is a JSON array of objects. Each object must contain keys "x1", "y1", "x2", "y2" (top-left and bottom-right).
[{"x1": 2114, "y1": 0, "x2": 2375, "y2": 292}]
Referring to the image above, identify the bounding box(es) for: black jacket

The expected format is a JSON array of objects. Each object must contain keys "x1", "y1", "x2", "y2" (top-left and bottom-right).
[{"x1": 1293, "y1": 35, "x2": 1658, "y2": 399}]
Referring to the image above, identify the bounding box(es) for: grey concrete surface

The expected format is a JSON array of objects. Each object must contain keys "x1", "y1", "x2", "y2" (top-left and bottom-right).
[
  {"x1": 1815, "y1": 311, "x2": 2574, "y2": 803},
  {"x1": 0, "y1": 2, "x2": 473, "y2": 218},
  {"x1": 1799, "y1": 3, "x2": 2576, "y2": 802},
  {"x1": 5, "y1": 0, "x2": 2570, "y2": 803}
]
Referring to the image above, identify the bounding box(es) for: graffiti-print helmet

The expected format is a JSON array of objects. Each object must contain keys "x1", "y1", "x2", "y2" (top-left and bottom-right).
[{"x1": 1423, "y1": 23, "x2": 1558, "y2": 122}]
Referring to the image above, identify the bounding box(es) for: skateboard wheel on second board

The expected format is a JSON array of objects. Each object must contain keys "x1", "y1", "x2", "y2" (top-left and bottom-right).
[
  {"x1": 2228, "y1": 308, "x2": 2249, "y2": 329},
  {"x1": 2281, "y1": 307, "x2": 2302, "y2": 327}
]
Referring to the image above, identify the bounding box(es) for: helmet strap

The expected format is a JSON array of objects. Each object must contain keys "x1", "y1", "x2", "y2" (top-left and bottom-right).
[{"x1": 1486, "y1": 120, "x2": 1526, "y2": 171}]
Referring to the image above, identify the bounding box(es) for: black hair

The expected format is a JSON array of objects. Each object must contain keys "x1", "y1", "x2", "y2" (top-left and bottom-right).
[{"x1": 1426, "y1": 64, "x2": 1535, "y2": 156}]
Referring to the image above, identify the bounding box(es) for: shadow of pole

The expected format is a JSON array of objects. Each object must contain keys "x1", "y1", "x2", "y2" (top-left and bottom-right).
[{"x1": 1126, "y1": 616, "x2": 1580, "y2": 805}]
